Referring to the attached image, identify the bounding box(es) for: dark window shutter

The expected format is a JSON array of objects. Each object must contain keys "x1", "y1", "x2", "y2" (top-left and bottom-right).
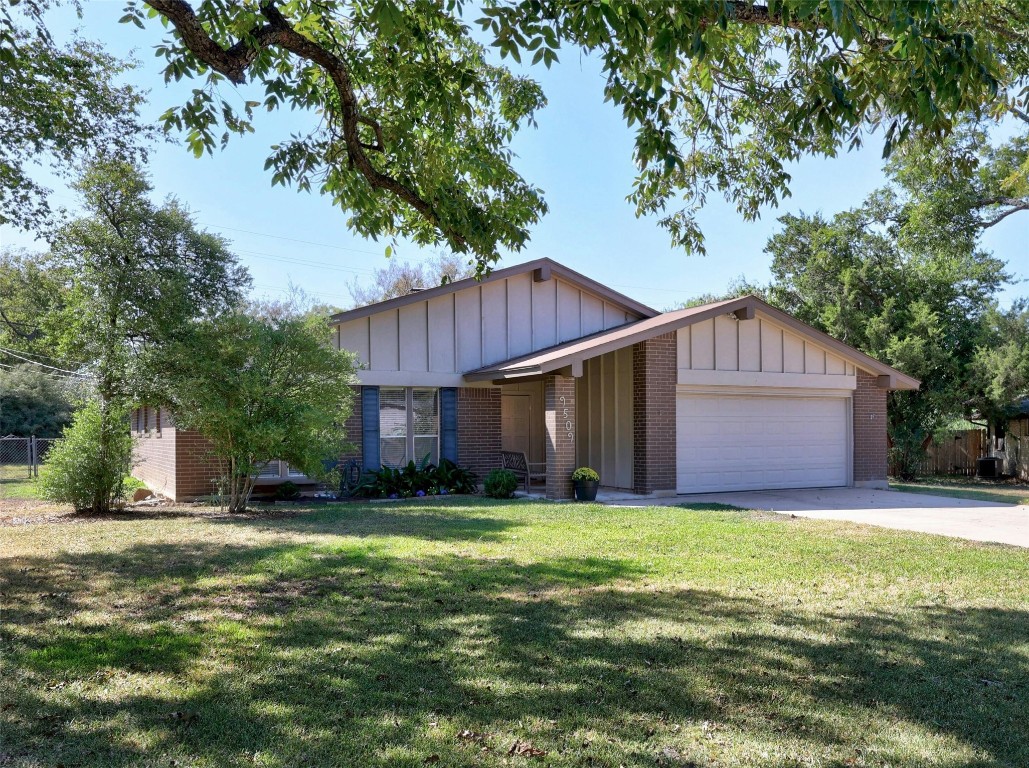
[
  {"x1": 441, "y1": 387, "x2": 458, "y2": 463},
  {"x1": 361, "y1": 386, "x2": 380, "y2": 470}
]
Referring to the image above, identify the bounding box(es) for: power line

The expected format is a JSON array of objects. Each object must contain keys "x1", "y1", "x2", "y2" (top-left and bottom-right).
[
  {"x1": 0, "y1": 348, "x2": 88, "y2": 377},
  {"x1": 0, "y1": 360, "x2": 88, "y2": 381}
]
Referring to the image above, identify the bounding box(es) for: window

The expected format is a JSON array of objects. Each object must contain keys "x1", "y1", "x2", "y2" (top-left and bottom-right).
[{"x1": 379, "y1": 387, "x2": 439, "y2": 467}]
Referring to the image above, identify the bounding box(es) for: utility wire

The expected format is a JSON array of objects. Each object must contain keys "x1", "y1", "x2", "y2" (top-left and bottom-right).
[{"x1": 0, "y1": 347, "x2": 88, "y2": 377}]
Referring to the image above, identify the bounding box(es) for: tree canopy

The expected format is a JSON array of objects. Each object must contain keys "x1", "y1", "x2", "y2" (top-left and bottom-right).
[
  {"x1": 348, "y1": 253, "x2": 474, "y2": 306},
  {"x1": 0, "y1": 364, "x2": 78, "y2": 437},
  {"x1": 1, "y1": 1, "x2": 150, "y2": 231},
  {"x1": 113, "y1": 0, "x2": 1029, "y2": 272}
]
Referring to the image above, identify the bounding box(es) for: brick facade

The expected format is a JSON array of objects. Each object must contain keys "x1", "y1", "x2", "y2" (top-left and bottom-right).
[
  {"x1": 632, "y1": 333, "x2": 677, "y2": 494},
  {"x1": 132, "y1": 408, "x2": 221, "y2": 500},
  {"x1": 544, "y1": 375, "x2": 576, "y2": 499},
  {"x1": 457, "y1": 387, "x2": 502, "y2": 481},
  {"x1": 853, "y1": 370, "x2": 888, "y2": 487}
]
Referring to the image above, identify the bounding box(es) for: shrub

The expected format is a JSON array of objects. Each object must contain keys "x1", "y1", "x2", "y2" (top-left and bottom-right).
[
  {"x1": 38, "y1": 400, "x2": 133, "y2": 513},
  {"x1": 275, "y1": 480, "x2": 302, "y2": 500},
  {"x1": 571, "y1": 467, "x2": 600, "y2": 483},
  {"x1": 483, "y1": 468, "x2": 517, "y2": 499},
  {"x1": 359, "y1": 457, "x2": 478, "y2": 499}
]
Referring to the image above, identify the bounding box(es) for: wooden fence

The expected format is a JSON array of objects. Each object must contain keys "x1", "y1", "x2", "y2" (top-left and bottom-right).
[{"x1": 915, "y1": 429, "x2": 985, "y2": 476}]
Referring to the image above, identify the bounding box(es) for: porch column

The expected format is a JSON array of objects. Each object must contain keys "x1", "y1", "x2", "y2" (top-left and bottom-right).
[{"x1": 544, "y1": 374, "x2": 576, "y2": 499}]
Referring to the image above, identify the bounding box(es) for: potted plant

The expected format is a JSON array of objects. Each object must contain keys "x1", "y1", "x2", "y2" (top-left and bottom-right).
[{"x1": 571, "y1": 467, "x2": 600, "y2": 502}]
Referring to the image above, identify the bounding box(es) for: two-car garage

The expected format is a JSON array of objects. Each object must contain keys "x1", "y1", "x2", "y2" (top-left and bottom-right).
[{"x1": 675, "y1": 391, "x2": 850, "y2": 494}]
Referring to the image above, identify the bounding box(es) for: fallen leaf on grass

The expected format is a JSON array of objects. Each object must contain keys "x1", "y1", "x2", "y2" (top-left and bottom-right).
[
  {"x1": 508, "y1": 740, "x2": 546, "y2": 758},
  {"x1": 424, "y1": 755, "x2": 440, "y2": 764},
  {"x1": 457, "y1": 729, "x2": 487, "y2": 743}
]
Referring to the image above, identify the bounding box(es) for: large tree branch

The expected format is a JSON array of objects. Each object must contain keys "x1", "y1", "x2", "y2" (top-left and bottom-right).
[
  {"x1": 143, "y1": 0, "x2": 469, "y2": 251},
  {"x1": 978, "y1": 197, "x2": 1029, "y2": 228}
]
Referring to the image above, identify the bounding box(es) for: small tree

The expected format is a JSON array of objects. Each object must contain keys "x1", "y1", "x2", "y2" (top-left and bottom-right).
[
  {"x1": 162, "y1": 313, "x2": 357, "y2": 512},
  {"x1": 38, "y1": 400, "x2": 133, "y2": 512}
]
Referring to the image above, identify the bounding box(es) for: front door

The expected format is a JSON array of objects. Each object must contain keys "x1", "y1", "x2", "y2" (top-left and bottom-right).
[{"x1": 501, "y1": 394, "x2": 532, "y2": 458}]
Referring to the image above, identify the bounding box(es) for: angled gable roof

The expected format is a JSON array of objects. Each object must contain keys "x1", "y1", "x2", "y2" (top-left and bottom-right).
[
  {"x1": 328, "y1": 257, "x2": 658, "y2": 325},
  {"x1": 464, "y1": 294, "x2": 920, "y2": 390}
]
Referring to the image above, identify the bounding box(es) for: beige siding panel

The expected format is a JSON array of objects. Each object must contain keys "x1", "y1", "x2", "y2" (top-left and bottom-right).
[
  {"x1": 427, "y1": 294, "x2": 456, "y2": 372},
  {"x1": 603, "y1": 302, "x2": 629, "y2": 330},
  {"x1": 826, "y1": 353, "x2": 846, "y2": 375},
  {"x1": 714, "y1": 314, "x2": 739, "y2": 371},
  {"x1": 480, "y1": 280, "x2": 508, "y2": 365},
  {"x1": 578, "y1": 348, "x2": 634, "y2": 489},
  {"x1": 531, "y1": 278, "x2": 558, "y2": 350},
  {"x1": 805, "y1": 343, "x2": 826, "y2": 375},
  {"x1": 783, "y1": 330, "x2": 805, "y2": 373},
  {"x1": 557, "y1": 279, "x2": 582, "y2": 342},
  {"x1": 338, "y1": 318, "x2": 370, "y2": 366},
  {"x1": 691, "y1": 319, "x2": 715, "y2": 370},
  {"x1": 738, "y1": 318, "x2": 761, "y2": 372},
  {"x1": 398, "y1": 303, "x2": 428, "y2": 372},
  {"x1": 506, "y1": 272, "x2": 533, "y2": 358},
  {"x1": 760, "y1": 320, "x2": 783, "y2": 373},
  {"x1": 581, "y1": 292, "x2": 605, "y2": 335},
  {"x1": 369, "y1": 310, "x2": 399, "y2": 371},
  {"x1": 455, "y1": 288, "x2": 482, "y2": 372},
  {"x1": 676, "y1": 327, "x2": 691, "y2": 370}
]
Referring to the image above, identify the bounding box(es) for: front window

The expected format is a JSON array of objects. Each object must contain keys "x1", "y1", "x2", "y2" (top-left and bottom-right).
[{"x1": 380, "y1": 387, "x2": 439, "y2": 467}]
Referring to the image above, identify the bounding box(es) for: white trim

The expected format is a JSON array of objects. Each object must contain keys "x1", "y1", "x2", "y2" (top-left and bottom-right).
[
  {"x1": 677, "y1": 369, "x2": 856, "y2": 390},
  {"x1": 676, "y1": 384, "x2": 855, "y2": 398},
  {"x1": 356, "y1": 370, "x2": 467, "y2": 387}
]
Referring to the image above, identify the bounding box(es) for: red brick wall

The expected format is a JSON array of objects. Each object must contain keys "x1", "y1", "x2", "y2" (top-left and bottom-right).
[
  {"x1": 174, "y1": 427, "x2": 222, "y2": 499},
  {"x1": 853, "y1": 371, "x2": 888, "y2": 485},
  {"x1": 632, "y1": 333, "x2": 677, "y2": 494},
  {"x1": 544, "y1": 375, "x2": 576, "y2": 499},
  {"x1": 457, "y1": 387, "x2": 501, "y2": 481},
  {"x1": 131, "y1": 408, "x2": 178, "y2": 499}
]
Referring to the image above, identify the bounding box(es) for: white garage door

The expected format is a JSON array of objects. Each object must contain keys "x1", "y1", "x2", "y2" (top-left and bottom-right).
[{"x1": 676, "y1": 392, "x2": 850, "y2": 494}]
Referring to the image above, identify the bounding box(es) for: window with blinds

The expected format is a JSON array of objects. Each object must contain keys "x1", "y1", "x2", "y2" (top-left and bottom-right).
[{"x1": 379, "y1": 387, "x2": 439, "y2": 467}]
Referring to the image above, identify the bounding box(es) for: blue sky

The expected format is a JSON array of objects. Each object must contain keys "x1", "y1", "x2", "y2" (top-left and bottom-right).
[{"x1": 2, "y1": 2, "x2": 1025, "y2": 310}]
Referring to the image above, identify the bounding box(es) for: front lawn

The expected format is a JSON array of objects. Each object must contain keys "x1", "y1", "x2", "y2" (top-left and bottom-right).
[
  {"x1": 891, "y1": 476, "x2": 1029, "y2": 505},
  {"x1": 2, "y1": 499, "x2": 1027, "y2": 767}
]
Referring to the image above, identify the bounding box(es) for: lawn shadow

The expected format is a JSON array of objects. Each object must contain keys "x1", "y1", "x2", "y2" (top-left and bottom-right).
[{"x1": 3, "y1": 536, "x2": 1027, "y2": 766}]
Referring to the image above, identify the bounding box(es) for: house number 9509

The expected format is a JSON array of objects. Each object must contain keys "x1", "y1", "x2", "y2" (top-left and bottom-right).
[{"x1": 559, "y1": 395, "x2": 574, "y2": 442}]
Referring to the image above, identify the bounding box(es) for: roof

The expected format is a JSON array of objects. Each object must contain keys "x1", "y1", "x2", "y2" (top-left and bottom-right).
[
  {"x1": 464, "y1": 294, "x2": 920, "y2": 390},
  {"x1": 328, "y1": 257, "x2": 658, "y2": 325}
]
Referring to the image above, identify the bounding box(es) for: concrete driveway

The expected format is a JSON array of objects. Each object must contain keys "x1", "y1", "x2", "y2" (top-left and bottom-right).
[{"x1": 674, "y1": 487, "x2": 1029, "y2": 547}]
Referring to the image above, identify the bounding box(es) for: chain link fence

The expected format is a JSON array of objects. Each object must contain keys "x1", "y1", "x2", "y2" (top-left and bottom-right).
[{"x1": 0, "y1": 436, "x2": 60, "y2": 481}]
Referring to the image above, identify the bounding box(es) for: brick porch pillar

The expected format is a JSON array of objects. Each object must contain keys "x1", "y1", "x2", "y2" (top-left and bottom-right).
[
  {"x1": 633, "y1": 333, "x2": 677, "y2": 495},
  {"x1": 544, "y1": 374, "x2": 576, "y2": 499}
]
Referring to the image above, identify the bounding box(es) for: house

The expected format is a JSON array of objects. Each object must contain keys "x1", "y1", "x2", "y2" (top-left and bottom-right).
[{"x1": 133, "y1": 257, "x2": 918, "y2": 500}]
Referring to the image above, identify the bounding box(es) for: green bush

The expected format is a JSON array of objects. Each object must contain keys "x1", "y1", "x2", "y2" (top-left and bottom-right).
[
  {"x1": 571, "y1": 466, "x2": 600, "y2": 483},
  {"x1": 483, "y1": 468, "x2": 518, "y2": 499},
  {"x1": 275, "y1": 480, "x2": 302, "y2": 500},
  {"x1": 359, "y1": 457, "x2": 478, "y2": 499},
  {"x1": 38, "y1": 400, "x2": 134, "y2": 513}
]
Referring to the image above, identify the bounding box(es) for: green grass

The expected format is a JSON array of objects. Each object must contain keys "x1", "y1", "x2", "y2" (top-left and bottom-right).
[
  {"x1": 891, "y1": 477, "x2": 1029, "y2": 505},
  {"x1": 2, "y1": 498, "x2": 1028, "y2": 767},
  {"x1": 0, "y1": 466, "x2": 40, "y2": 500}
]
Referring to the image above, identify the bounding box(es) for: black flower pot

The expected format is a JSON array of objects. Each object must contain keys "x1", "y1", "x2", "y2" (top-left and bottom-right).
[{"x1": 573, "y1": 479, "x2": 599, "y2": 502}]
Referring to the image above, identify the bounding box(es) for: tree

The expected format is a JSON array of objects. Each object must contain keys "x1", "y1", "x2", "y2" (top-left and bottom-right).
[
  {"x1": 1, "y1": 2, "x2": 150, "y2": 231},
  {"x1": 0, "y1": 248, "x2": 71, "y2": 360},
  {"x1": 968, "y1": 300, "x2": 1029, "y2": 428},
  {"x1": 116, "y1": 0, "x2": 1028, "y2": 271},
  {"x1": 44, "y1": 158, "x2": 249, "y2": 513},
  {"x1": 0, "y1": 364, "x2": 79, "y2": 436},
  {"x1": 160, "y1": 312, "x2": 357, "y2": 512},
  {"x1": 348, "y1": 253, "x2": 473, "y2": 306}
]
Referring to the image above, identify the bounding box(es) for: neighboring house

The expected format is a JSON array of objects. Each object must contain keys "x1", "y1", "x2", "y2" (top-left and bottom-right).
[{"x1": 133, "y1": 257, "x2": 918, "y2": 500}]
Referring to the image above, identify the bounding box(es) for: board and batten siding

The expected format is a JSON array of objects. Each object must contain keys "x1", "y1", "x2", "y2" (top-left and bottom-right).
[
  {"x1": 576, "y1": 347, "x2": 634, "y2": 490},
  {"x1": 335, "y1": 272, "x2": 642, "y2": 385},
  {"x1": 676, "y1": 313, "x2": 856, "y2": 389}
]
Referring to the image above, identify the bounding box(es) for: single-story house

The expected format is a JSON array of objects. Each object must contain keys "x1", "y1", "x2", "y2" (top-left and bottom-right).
[{"x1": 133, "y1": 257, "x2": 918, "y2": 500}]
